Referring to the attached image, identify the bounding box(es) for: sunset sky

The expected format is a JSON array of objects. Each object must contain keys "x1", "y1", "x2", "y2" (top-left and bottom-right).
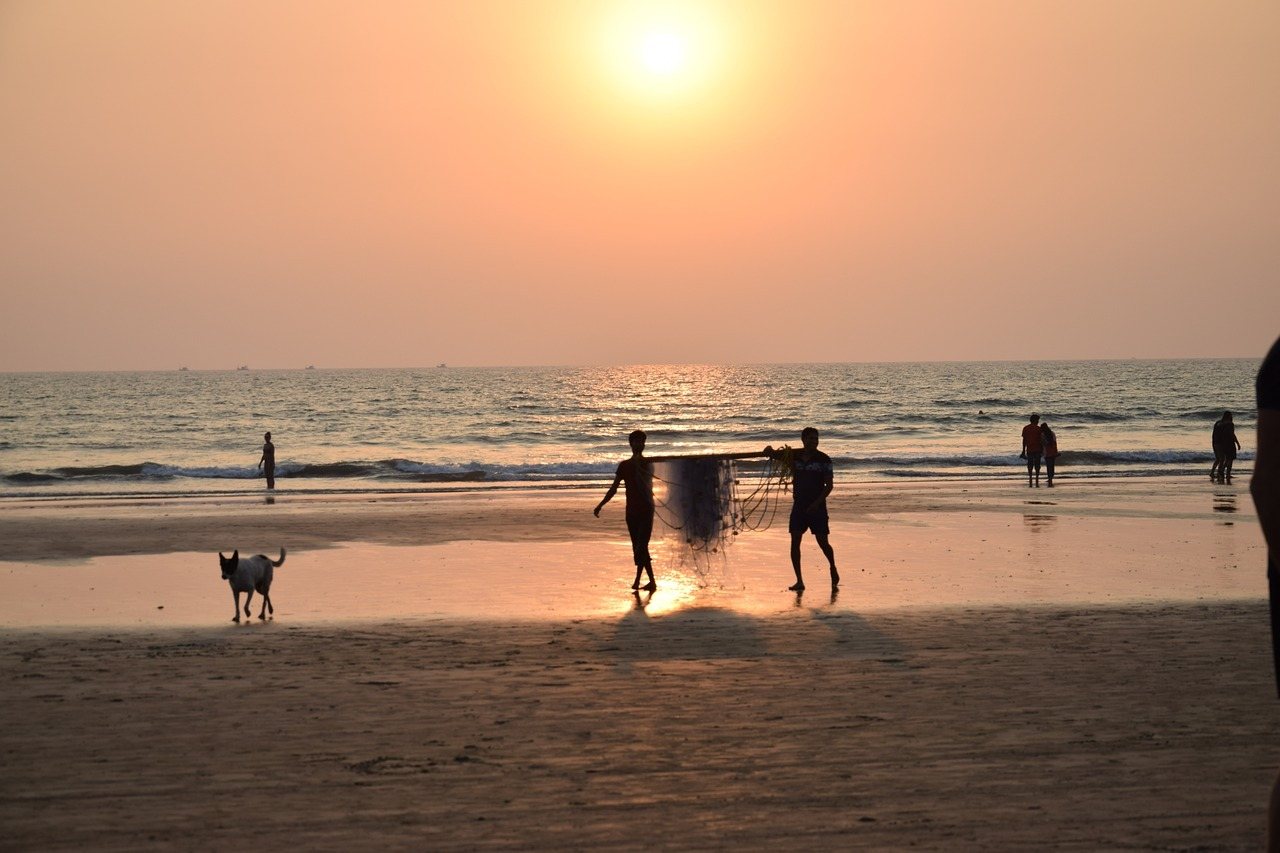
[{"x1": 2, "y1": 1, "x2": 1277, "y2": 370}]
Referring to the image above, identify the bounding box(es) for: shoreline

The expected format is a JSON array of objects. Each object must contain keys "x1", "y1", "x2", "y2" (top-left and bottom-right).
[{"x1": 0, "y1": 474, "x2": 1258, "y2": 563}]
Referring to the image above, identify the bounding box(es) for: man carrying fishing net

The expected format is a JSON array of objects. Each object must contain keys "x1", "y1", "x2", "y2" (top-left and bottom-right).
[
  {"x1": 765, "y1": 427, "x2": 839, "y2": 592},
  {"x1": 594, "y1": 429, "x2": 657, "y2": 591}
]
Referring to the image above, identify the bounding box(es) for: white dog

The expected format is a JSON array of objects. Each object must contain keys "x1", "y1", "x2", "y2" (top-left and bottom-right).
[{"x1": 218, "y1": 548, "x2": 285, "y2": 622}]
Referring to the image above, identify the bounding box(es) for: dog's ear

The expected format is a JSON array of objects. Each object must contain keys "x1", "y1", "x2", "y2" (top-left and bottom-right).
[
  {"x1": 219, "y1": 552, "x2": 226, "y2": 561},
  {"x1": 232, "y1": 550, "x2": 238, "y2": 560}
]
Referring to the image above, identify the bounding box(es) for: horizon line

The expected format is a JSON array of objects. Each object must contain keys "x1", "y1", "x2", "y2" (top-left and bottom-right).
[{"x1": 0, "y1": 354, "x2": 1265, "y2": 375}]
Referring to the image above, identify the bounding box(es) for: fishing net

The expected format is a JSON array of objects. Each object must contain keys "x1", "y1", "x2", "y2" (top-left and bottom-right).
[{"x1": 650, "y1": 448, "x2": 794, "y2": 584}]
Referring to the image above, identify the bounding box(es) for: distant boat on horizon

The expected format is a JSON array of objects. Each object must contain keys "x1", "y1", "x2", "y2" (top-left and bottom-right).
[
  {"x1": 305, "y1": 365, "x2": 316, "y2": 370},
  {"x1": 237, "y1": 365, "x2": 248, "y2": 371},
  {"x1": 178, "y1": 366, "x2": 189, "y2": 371},
  {"x1": 437, "y1": 362, "x2": 447, "y2": 368}
]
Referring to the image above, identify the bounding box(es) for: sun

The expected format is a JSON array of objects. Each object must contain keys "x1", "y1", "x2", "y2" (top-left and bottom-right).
[
  {"x1": 593, "y1": 3, "x2": 728, "y2": 103},
  {"x1": 637, "y1": 30, "x2": 690, "y2": 78}
]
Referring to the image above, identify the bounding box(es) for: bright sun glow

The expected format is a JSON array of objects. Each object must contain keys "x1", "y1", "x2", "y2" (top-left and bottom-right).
[
  {"x1": 594, "y1": 3, "x2": 728, "y2": 103},
  {"x1": 638, "y1": 30, "x2": 689, "y2": 77}
]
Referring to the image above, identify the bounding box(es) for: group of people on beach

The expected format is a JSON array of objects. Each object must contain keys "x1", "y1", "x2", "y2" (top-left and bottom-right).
[
  {"x1": 589, "y1": 405, "x2": 1249, "y2": 593},
  {"x1": 595, "y1": 427, "x2": 838, "y2": 593},
  {"x1": 238, "y1": 333, "x2": 1280, "y2": 846}
]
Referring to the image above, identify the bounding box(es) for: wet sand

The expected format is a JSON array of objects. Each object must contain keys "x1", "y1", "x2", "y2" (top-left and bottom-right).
[{"x1": 1, "y1": 477, "x2": 1275, "y2": 848}]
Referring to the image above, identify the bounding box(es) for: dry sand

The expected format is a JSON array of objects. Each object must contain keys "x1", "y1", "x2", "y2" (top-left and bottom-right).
[{"x1": 1, "y1": 477, "x2": 1276, "y2": 848}]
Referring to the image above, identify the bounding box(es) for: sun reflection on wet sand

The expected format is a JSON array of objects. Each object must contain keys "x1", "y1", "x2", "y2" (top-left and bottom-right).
[{"x1": 0, "y1": 496, "x2": 1266, "y2": 629}]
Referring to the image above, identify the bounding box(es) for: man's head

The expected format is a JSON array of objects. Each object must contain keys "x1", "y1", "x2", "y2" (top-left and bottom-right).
[
  {"x1": 801, "y1": 426, "x2": 820, "y2": 450},
  {"x1": 1222, "y1": 411, "x2": 1233, "y2": 422},
  {"x1": 1029, "y1": 414, "x2": 1040, "y2": 425},
  {"x1": 629, "y1": 430, "x2": 647, "y2": 453},
  {"x1": 264, "y1": 431, "x2": 272, "y2": 441}
]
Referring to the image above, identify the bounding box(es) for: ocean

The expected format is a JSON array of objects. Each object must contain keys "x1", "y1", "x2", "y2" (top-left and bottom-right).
[{"x1": 0, "y1": 360, "x2": 1260, "y2": 498}]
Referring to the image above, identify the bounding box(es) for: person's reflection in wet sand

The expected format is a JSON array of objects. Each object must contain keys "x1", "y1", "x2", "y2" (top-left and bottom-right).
[{"x1": 794, "y1": 584, "x2": 841, "y2": 611}]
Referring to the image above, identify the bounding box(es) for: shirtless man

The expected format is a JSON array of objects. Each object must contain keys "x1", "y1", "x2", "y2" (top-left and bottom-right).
[
  {"x1": 258, "y1": 432, "x2": 275, "y2": 490},
  {"x1": 595, "y1": 430, "x2": 656, "y2": 591}
]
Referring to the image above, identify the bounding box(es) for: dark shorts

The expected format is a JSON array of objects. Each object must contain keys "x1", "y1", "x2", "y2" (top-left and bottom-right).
[
  {"x1": 625, "y1": 509, "x2": 654, "y2": 567},
  {"x1": 1025, "y1": 451, "x2": 1042, "y2": 465},
  {"x1": 1213, "y1": 443, "x2": 1236, "y2": 461},
  {"x1": 789, "y1": 505, "x2": 830, "y2": 536}
]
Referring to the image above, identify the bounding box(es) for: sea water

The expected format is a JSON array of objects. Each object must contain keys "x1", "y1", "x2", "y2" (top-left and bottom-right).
[{"x1": 0, "y1": 360, "x2": 1260, "y2": 498}]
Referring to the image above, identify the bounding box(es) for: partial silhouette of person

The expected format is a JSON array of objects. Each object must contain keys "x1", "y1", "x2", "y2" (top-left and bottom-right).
[
  {"x1": 258, "y1": 431, "x2": 275, "y2": 490},
  {"x1": 764, "y1": 427, "x2": 838, "y2": 592},
  {"x1": 1250, "y1": 336, "x2": 1280, "y2": 847},
  {"x1": 1040, "y1": 421, "x2": 1060, "y2": 487},
  {"x1": 1211, "y1": 411, "x2": 1241, "y2": 481},
  {"x1": 1020, "y1": 414, "x2": 1043, "y2": 486},
  {"x1": 595, "y1": 430, "x2": 656, "y2": 591}
]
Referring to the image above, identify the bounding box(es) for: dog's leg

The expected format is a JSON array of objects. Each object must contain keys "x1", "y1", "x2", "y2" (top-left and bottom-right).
[
  {"x1": 244, "y1": 589, "x2": 254, "y2": 618},
  {"x1": 232, "y1": 590, "x2": 241, "y2": 623},
  {"x1": 265, "y1": 592, "x2": 274, "y2": 616},
  {"x1": 258, "y1": 590, "x2": 269, "y2": 620}
]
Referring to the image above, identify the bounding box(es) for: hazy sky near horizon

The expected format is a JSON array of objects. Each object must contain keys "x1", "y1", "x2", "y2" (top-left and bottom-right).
[{"x1": 2, "y1": 1, "x2": 1277, "y2": 371}]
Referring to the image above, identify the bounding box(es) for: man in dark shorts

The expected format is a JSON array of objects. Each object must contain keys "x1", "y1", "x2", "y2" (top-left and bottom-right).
[
  {"x1": 595, "y1": 430, "x2": 656, "y2": 591},
  {"x1": 1251, "y1": 336, "x2": 1280, "y2": 842},
  {"x1": 765, "y1": 427, "x2": 838, "y2": 592},
  {"x1": 257, "y1": 431, "x2": 275, "y2": 490},
  {"x1": 1020, "y1": 413, "x2": 1043, "y2": 486}
]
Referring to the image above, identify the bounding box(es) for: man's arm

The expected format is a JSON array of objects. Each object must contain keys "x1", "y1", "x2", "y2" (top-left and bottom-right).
[
  {"x1": 594, "y1": 473, "x2": 623, "y2": 517},
  {"x1": 809, "y1": 467, "x2": 834, "y2": 513},
  {"x1": 1252, "y1": 409, "x2": 1280, "y2": 556},
  {"x1": 1020, "y1": 430, "x2": 1028, "y2": 459}
]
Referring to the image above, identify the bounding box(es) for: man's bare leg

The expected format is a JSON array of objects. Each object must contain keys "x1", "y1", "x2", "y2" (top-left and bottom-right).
[
  {"x1": 789, "y1": 532, "x2": 805, "y2": 590},
  {"x1": 816, "y1": 533, "x2": 838, "y2": 586}
]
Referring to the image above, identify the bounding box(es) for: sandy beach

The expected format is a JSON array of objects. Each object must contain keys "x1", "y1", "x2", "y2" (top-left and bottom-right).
[{"x1": 1, "y1": 477, "x2": 1275, "y2": 848}]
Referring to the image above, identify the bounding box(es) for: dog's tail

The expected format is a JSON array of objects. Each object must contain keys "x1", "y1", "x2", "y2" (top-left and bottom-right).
[{"x1": 271, "y1": 547, "x2": 286, "y2": 567}]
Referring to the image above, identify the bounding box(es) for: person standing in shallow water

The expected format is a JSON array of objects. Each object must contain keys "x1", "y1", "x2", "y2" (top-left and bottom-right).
[
  {"x1": 258, "y1": 431, "x2": 275, "y2": 490},
  {"x1": 1040, "y1": 421, "x2": 1060, "y2": 487},
  {"x1": 1020, "y1": 414, "x2": 1043, "y2": 486},
  {"x1": 764, "y1": 427, "x2": 838, "y2": 592},
  {"x1": 595, "y1": 430, "x2": 656, "y2": 591},
  {"x1": 1211, "y1": 411, "x2": 1241, "y2": 481}
]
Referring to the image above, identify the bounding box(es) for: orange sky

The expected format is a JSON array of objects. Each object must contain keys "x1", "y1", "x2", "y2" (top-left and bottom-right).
[{"x1": 2, "y1": 1, "x2": 1277, "y2": 370}]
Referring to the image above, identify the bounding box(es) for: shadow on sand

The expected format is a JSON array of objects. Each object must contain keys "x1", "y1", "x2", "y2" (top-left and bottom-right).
[{"x1": 605, "y1": 591, "x2": 910, "y2": 665}]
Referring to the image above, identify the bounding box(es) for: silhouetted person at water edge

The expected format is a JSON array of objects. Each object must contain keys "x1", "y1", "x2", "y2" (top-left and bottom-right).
[
  {"x1": 764, "y1": 427, "x2": 838, "y2": 592},
  {"x1": 595, "y1": 430, "x2": 656, "y2": 591},
  {"x1": 1040, "y1": 421, "x2": 1060, "y2": 487},
  {"x1": 258, "y1": 432, "x2": 275, "y2": 490},
  {"x1": 1249, "y1": 337, "x2": 1280, "y2": 847},
  {"x1": 1211, "y1": 411, "x2": 1241, "y2": 481},
  {"x1": 1020, "y1": 414, "x2": 1043, "y2": 486}
]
